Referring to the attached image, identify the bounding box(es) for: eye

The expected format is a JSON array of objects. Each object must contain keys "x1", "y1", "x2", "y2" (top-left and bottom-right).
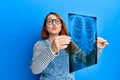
[
  {"x1": 56, "y1": 19, "x2": 61, "y2": 23},
  {"x1": 47, "y1": 19, "x2": 52, "y2": 24}
]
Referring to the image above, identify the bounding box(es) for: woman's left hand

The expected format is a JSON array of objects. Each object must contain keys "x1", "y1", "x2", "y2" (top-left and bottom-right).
[{"x1": 97, "y1": 37, "x2": 109, "y2": 49}]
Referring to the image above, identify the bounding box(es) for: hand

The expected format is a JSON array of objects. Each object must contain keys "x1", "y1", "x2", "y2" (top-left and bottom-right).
[
  {"x1": 97, "y1": 37, "x2": 109, "y2": 49},
  {"x1": 51, "y1": 35, "x2": 71, "y2": 54}
]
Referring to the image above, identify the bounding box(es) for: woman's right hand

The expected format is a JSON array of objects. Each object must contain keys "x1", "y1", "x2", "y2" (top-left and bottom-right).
[{"x1": 51, "y1": 35, "x2": 71, "y2": 55}]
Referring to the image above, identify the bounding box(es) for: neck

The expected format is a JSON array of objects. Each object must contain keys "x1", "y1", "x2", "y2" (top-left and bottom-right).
[{"x1": 48, "y1": 34, "x2": 59, "y2": 42}]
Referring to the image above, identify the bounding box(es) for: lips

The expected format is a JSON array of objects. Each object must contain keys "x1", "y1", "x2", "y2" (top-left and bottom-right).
[{"x1": 52, "y1": 26, "x2": 57, "y2": 30}]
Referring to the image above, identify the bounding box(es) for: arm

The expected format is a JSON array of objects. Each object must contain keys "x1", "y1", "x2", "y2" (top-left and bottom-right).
[{"x1": 30, "y1": 41, "x2": 56, "y2": 74}]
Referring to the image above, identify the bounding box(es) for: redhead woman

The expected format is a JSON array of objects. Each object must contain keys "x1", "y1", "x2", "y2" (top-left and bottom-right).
[{"x1": 30, "y1": 12, "x2": 108, "y2": 80}]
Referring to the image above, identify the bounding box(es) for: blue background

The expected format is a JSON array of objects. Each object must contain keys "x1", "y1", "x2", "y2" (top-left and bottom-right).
[{"x1": 0, "y1": 0, "x2": 120, "y2": 80}]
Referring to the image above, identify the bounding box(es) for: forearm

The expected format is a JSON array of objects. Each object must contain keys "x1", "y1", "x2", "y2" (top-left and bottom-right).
[
  {"x1": 30, "y1": 47, "x2": 56, "y2": 74},
  {"x1": 30, "y1": 41, "x2": 57, "y2": 74}
]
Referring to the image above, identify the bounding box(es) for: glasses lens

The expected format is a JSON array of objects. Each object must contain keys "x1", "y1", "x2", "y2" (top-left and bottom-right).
[
  {"x1": 46, "y1": 19, "x2": 61, "y2": 25},
  {"x1": 46, "y1": 19, "x2": 52, "y2": 25},
  {"x1": 55, "y1": 19, "x2": 61, "y2": 24}
]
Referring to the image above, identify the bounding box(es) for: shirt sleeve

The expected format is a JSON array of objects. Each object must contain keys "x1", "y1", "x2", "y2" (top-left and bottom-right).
[
  {"x1": 97, "y1": 47, "x2": 103, "y2": 57},
  {"x1": 29, "y1": 41, "x2": 57, "y2": 74}
]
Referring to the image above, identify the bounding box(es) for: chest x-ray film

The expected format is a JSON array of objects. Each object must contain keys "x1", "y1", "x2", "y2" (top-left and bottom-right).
[{"x1": 68, "y1": 13, "x2": 97, "y2": 72}]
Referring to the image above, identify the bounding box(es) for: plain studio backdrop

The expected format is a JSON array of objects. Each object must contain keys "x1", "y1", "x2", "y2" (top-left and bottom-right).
[{"x1": 0, "y1": 0, "x2": 120, "y2": 80}]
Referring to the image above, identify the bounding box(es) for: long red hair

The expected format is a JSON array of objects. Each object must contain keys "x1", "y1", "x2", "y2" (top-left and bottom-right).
[{"x1": 41, "y1": 12, "x2": 76, "y2": 53}]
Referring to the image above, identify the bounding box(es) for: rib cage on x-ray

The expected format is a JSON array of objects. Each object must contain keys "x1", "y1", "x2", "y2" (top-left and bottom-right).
[
  {"x1": 69, "y1": 14, "x2": 96, "y2": 54},
  {"x1": 68, "y1": 13, "x2": 97, "y2": 72}
]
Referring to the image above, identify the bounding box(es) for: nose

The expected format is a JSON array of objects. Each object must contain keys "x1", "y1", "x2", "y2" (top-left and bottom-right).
[{"x1": 52, "y1": 20, "x2": 56, "y2": 25}]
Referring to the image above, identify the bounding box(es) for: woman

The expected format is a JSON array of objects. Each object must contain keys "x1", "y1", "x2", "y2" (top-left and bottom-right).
[{"x1": 30, "y1": 12, "x2": 108, "y2": 80}]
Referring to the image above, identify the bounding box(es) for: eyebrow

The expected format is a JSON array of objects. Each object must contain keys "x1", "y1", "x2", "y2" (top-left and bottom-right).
[
  {"x1": 47, "y1": 16, "x2": 60, "y2": 19},
  {"x1": 47, "y1": 18, "x2": 59, "y2": 20}
]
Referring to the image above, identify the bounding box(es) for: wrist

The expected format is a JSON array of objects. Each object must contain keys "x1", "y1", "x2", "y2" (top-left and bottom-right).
[{"x1": 51, "y1": 46, "x2": 58, "y2": 55}]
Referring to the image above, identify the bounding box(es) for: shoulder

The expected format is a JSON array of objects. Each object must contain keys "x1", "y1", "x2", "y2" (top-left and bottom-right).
[
  {"x1": 35, "y1": 40, "x2": 43, "y2": 45},
  {"x1": 33, "y1": 40, "x2": 47, "y2": 50}
]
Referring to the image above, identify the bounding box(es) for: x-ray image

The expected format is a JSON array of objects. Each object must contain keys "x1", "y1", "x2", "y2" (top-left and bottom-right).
[{"x1": 68, "y1": 13, "x2": 97, "y2": 72}]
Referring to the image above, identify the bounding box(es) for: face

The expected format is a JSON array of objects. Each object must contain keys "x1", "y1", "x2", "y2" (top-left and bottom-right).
[{"x1": 45, "y1": 14, "x2": 62, "y2": 35}]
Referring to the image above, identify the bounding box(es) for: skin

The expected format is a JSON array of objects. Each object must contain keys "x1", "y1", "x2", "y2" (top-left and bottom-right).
[{"x1": 45, "y1": 14, "x2": 108, "y2": 55}]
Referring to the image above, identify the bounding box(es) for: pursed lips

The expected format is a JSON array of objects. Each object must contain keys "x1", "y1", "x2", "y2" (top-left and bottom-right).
[{"x1": 52, "y1": 26, "x2": 57, "y2": 30}]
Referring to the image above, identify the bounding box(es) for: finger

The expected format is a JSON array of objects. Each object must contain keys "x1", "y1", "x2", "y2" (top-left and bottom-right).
[
  {"x1": 60, "y1": 35, "x2": 71, "y2": 39},
  {"x1": 97, "y1": 37, "x2": 107, "y2": 43},
  {"x1": 59, "y1": 39, "x2": 71, "y2": 45},
  {"x1": 56, "y1": 35, "x2": 71, "y2": 40},
  {"x1": 59, "y1": 37, "x2": 71, "y2": 41},
  {"x1": 60, "y1": 45, "x2": 68, "y2": 49},
  {"x1": 58, "y1": 36, "x2": 71, "y2": 42},
  {"x1": 103, "y1": 42, "x2": 109, "y2": 45},
  {"x1": 97, "y1": 39, "x2": 107, "y2": 43},
  {"x1": 97, "y1": 41, "x2": 109, "y2": 46},
  {"x1": 100, "y1": 39, "x2": 108, "y2": 44},
  {"x1": 97, "y1": 39, "x2": 103, "y2": 43},
  {"x1": 98, "y1": 41, "x2": 109, "y2": 47},
  {"x1": 97, "y1": 37, "x2": 106, "y2": 42}
]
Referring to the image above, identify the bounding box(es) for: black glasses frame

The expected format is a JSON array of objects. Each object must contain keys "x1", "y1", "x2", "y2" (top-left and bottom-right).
[{"x1": 46, "y1": 19, "x2": 62, "y2": 25}]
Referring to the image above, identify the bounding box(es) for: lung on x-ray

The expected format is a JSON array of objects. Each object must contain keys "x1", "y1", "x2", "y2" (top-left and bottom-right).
[{"x1": 68, "y1": 13, "x2": 97, "y2": 72}]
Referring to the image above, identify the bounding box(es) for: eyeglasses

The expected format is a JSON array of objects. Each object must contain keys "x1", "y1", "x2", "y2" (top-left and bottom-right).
[{"x1": 46, "y1": 19, "x2": 61, "y2": 25}]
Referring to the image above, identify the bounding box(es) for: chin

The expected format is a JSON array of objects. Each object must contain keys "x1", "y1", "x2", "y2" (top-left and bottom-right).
[{"x1": 51, "y1": 32, "x2": 59, "y2": 35}]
